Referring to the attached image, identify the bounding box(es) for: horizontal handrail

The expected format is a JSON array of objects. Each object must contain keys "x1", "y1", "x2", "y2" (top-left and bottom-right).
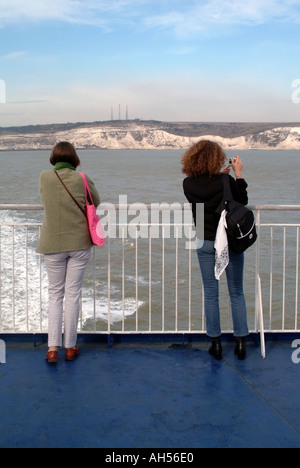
[
  {"x1": 0, "y1": 205, "x2": 44, "y2": 210},
  {"x1": 0, "y1": 204, "x2": 300, "y2": 211}
]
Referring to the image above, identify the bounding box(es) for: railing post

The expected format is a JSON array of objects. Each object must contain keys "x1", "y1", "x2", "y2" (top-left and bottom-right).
[
  {"x1": 255, "y1": 209, "x2": 261, "y2": 332},
  {"x1": 257, "y1": 275, "x2": 266, "y2": 359}
]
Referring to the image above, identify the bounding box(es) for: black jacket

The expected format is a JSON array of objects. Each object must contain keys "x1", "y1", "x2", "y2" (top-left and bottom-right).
[{"x1": 183, "y1": 174, "x2": 248, "y2": 241}]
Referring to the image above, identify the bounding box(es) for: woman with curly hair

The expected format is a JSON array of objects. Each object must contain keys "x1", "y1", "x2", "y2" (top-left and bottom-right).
[{"x1": 182, "y1": 140, "x2": 249, "y2": 361}]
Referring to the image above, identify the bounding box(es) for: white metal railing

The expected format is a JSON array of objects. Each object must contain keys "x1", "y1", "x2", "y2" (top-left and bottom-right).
[{"x1": 0, "y1": 205, "x2": 299, "y2": 348}]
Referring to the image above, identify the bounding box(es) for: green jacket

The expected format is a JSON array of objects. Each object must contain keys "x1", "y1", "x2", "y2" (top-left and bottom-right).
[{"x1": 36, "y1": 169, "x2": 101, "y2": 254}]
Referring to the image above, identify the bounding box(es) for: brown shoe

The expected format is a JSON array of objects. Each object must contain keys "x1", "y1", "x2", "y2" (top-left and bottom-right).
[
  {"x1": 46, "y1": 351, "x2": 58, "y2": 364},
  {"x1": 65, "y1": 346, "x2": 80, "y2": 361}
]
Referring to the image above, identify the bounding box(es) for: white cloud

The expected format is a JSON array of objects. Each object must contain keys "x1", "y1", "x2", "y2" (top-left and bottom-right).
[
  {"x1": 202, "y1": 0, "x2": 300, "y2": 25},
  {"x1": 0, "y1": 51, "x2": 27, "y2": 59},
  {"x1": 1, "y1": 0, "x2": 300, "y2": 33},
  {"x1": 145, "y1": 0, "x2": 300, "y2": 37},
  {"x1": 0, "y1": 0, "x2": 134, "y2": 28}
]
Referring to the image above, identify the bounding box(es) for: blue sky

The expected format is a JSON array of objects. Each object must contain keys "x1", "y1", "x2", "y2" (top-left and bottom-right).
[{"x1": 1, "y1": 0, "x2": 300, "y2": 126}]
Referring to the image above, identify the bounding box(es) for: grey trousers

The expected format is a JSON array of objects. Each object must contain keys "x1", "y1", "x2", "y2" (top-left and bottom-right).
[{"x1": 44, "y1": 249, "x2": 91, "y2": 349}]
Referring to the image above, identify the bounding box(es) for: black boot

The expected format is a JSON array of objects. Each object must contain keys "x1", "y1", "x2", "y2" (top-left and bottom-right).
[
  {"x1": 235, "y1": 337, "x2": 247, "y2": 361},
  {"x1": 209, "y1": 337, "x2": 223, "y2": 361}
]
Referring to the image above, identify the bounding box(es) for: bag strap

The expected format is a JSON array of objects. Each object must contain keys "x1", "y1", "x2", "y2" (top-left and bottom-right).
[
  {"x1": 222, "y1": 174, "x2": 234, "y2": 202},
  {"x1": 80, "y1": 172, "x2": 94, "y2": 206},
  {"x1": 216, "y1": 174, "x2": 234, "y2": 214},
  {"x1": 55, "y1": 171, "x2": 87, "y2": 218}
]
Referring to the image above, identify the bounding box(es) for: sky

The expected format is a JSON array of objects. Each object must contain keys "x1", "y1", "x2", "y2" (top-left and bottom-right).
[{"x1": 1, "y1": 0, "x2": 300, "y2": 126}]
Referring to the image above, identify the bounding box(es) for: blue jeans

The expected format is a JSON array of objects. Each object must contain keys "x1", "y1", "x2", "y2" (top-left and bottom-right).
[{"x1": 197, "y1": 241, "x2": 249, "y2": 338}]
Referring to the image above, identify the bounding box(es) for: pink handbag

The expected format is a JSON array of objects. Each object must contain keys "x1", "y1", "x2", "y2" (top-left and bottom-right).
[{"x1": 80, "y1": 173, "x2": 106, "y2": 247}]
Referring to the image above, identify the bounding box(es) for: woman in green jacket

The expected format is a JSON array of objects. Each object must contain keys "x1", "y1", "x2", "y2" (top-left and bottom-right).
[{"x1": 37, "y1": 142, "x2": 100, "y2": 364}]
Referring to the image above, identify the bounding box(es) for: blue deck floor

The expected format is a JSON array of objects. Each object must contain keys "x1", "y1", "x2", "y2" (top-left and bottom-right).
[{"x1": 0, "y1": 336, "x2": 300, "y2": 448}]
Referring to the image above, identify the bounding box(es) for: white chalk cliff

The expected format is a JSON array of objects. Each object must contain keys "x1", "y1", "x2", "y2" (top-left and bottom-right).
[{"x1": 1, "y1": 123, "x2": 300, "y2": 151}]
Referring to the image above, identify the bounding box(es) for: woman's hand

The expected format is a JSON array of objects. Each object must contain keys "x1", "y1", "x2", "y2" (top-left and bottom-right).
[
  {"x1": 221, "y1": 165, "x2": 231, "y2": 174},
  {"x1": 232, "y1": 155, "x2": 243, "y2": 178}
]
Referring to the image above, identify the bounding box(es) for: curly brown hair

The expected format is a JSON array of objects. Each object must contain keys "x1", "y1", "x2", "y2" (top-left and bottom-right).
[{"x1": 181, "y1": 140, "x2": 226, "y2": 178}]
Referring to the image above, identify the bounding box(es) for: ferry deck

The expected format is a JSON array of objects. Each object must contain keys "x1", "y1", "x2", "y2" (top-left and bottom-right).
[
  {"x1": 0, "y1": 334, "x2": 300, "y2": 449},
  {"x1": 0, "y1": 204, "x2": 299, "y2": 448}
]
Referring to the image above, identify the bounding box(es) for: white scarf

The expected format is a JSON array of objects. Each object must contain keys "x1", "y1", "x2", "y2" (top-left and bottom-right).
[{"x1": 214, "y1": 209, "x2": 229, "y2": 281}]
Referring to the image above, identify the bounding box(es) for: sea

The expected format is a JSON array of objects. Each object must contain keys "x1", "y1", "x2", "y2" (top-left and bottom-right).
[{"x1": 0, "y1": 149, "x2": 299, "y2": 333}]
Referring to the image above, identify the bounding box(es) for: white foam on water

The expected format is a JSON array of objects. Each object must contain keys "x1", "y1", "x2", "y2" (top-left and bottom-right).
[
  {"x1": 0, "y1": 212, "x2": 46, "y2": 331},
  {"x1": 82, "y1": 296, "x2": 144, "y2": 326},
  {"x1": 0, "y1": 211, "x2": 142, "y2": 332},
  {"x1": 126, "y1": 275, "x2": 161, "y2": 286}
]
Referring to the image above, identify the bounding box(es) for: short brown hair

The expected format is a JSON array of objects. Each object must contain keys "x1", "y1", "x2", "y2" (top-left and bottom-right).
[
  {"x1": 181, "y1": 140, "x2": 226, "y2": 178},
  {"x1": 50, "y1": 142, "x2": 81, "y2": 168}
]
